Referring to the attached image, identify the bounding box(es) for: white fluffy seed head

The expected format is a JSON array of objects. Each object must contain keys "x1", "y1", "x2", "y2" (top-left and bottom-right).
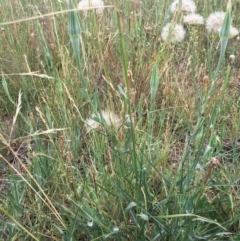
[
  {"x1": 183, "y1": 13, "x2": 204, "y2": 25},
  {"x1": 170, "y1": 0, "x2": 197, "y2": 14},
  {"x1": 206, "y1": 11, "x2": 226, "y2": 33},
  {"x1": 229, "y1": 26, "x2": 239, "y2": 38},
  {"x1": 161, "y1": 23, "x2": 186, "y2": 42},
  {"x1": 77, "y1": 0, "x2": 104, "y2": 14},
  {"x1": 85, "y1": 110, "x2": 121, "y2": 133},
  {"x1": 229, "y1": 54, "x2": 235, "y2": 60}
]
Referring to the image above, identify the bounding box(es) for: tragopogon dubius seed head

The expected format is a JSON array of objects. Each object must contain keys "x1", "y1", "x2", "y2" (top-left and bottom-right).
[
  {"x1": 170, "y1": 0, "x2": 197, "y2": 14},
  {"x1": 183, "y1": 13, "x2": 204, "y2": 25},
  {"x1": 78, "y1": 0, "x2": 104, "y2": 14},
  {"x1": 85, "y1": 110, "x2": 121, "y2": 133},
  {"x1": 161, "y1": 23, "x2": 186, "y2": 42},
  {"x1": 206, "y1": 11, "x2": 226, "y2": 33}
]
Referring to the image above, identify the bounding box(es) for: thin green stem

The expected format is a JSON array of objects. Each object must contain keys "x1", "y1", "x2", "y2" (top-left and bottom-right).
[{"x1": 117, "y1": 12, "x2": 139, "y2": 203}]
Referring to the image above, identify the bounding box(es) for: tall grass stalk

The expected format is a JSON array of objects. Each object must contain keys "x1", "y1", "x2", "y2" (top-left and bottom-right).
[{"x1": 117, "y1": 13, "x2": 139, "y2": 202}]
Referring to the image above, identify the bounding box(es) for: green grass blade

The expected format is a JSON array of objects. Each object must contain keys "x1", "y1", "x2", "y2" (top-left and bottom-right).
[
  {"x1": 68, "y1": 0, "x2": 87, "y2": 88},
  {"x1": 150, "y1": 63, "x2": 159, "y2": 103},
  {"x1": 214, "y1": 0, "x2": 231, "y2": 79}
]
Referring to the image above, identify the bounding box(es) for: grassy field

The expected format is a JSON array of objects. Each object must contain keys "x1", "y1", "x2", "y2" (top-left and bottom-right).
[{"x1": 0, "y1": 0, "x2": 240, "y2": 240}]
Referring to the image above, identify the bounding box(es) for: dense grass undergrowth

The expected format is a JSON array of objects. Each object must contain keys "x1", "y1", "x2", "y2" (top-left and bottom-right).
[{"x1": 0, "y1": 0, "x2": 240, "y2": 240}]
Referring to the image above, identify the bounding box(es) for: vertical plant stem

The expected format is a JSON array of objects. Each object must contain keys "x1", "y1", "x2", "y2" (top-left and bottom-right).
[{"x1": 117, "y1": 12, "x2": 139, "y2": 203}]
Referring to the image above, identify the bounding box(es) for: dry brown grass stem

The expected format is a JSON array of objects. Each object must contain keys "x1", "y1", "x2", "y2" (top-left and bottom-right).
[
  {"x1": 62, "y1": 82, "x2": 81, "y2": 116},
  {"x1": 9, "y1": 90, "x2": 22, "y2": 141},
  {"x1": 1, "y1": 71, "x2": 55, "y2": 79},
  {"x1": 0, "y1": 6, "x2": 115, "y2": 26}
]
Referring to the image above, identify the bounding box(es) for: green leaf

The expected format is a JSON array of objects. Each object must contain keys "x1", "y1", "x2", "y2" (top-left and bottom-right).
[
  {"x1": 150, "y1": 63, "x2": 159, "y2": 102},
  {"x1": 138, "y1": 213, "x2": 149, "y2": 221},
  {"x1": 219, "y1": 0, "x2": 231, "y2": 41},
  {"x1": 68, "y1": 0, "x2": 81, "y2": 37},
  {"x1": 126, "y1": 201, "x2": 137, "y2": 210},
  {"x1": 68, "y1": 0, "x2": 87, "y2": 87},
  {"x1": 117, "y1": 84, "x2": 127, "y2": 99},
  {"x1": 215, "y1": 0, "x2": 231, "y2": 78},
  {"x1": 2, "y1": 74, "x2": 15, "y2": 105}
]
